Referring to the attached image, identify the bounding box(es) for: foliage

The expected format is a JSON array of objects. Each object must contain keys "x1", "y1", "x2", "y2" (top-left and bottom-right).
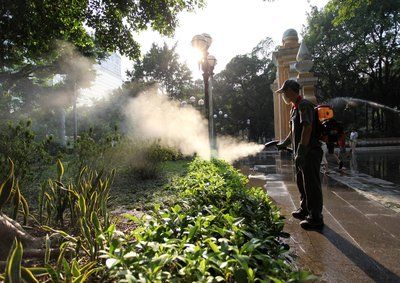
[
  {"x1": 102, "y1": 159, "x2": 312, "y2": 282},
  {"x1": 0, "y1": 236, "x2": 99, "y2": 282},
  {"x1": 0, "y1": 159, "x2": 29, "y2": 225},
  {"x1": 303, "y1": 0, "x2": 400, "y2": 135},
  {"x1": 109, "y1": 160, "x2": 190, "y2": 212},
  {"x1": 37, "y1": 160, "x2": 115, "y2": 281},
  {"x1": 175, "y1": 159, "x2": 284, "y2": 238},
  {"x1": 97, "y1": 136, "x2": 181, "y2": 180},
  {"x1": 1, "y1": 239, "x2": 24, "y2": 283},
  {"x1": 213, "y1": 37, "x2": 276, "y2": 141},
  {"x1": 0, "y1": 120, "x2": 50, "y2": 185},
  {"x1": 39, "y1": 160, "x2": 114, "y2": 232},
  {"x1": 128, "y1": 43, "x2": 193, "y2": 98},
  {"x1": 304, "y1": 0, "x2": 400, "y2": 102},
  {"x1": 0, "y1": 0, "x2": 205, "y2": 80},
  {"x1": 72, "y1": 128, "x2": 107, "y2": 170},
  {"x1": 0, "y1": 160, "x2": 116, "y2": 282},
  {"x1": 107, "y1": 139, "x2": 181, "y2": 181},
  {"x1": 0, "y1": 0, "x2": 205, "y2": 135},
  {"x1": 1, "y1": 157, "x2": 310, "y2": 282}
]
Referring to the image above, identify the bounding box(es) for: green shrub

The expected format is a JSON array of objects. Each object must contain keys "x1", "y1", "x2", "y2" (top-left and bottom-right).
[
  {"x1": 0, "y1": 120, "x2": 50, "y2": 184},
  {"x1": 99, "y1": 138, "x2": 179, "y2": 180},
  {"x1": 1, "y1": 158, "x2": 313, "y2": 282},
  {"x1": 70, "y1": 128, "x2": 178, "y2": 180},
  {"x1": 102, "y1": 158, "x2": 313, "y2": 282},
  {"x1": 147, "y1": 141, "x2": 183, "y2": 162}
]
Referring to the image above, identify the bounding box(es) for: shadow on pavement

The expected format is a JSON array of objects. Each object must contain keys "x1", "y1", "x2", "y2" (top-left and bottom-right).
[{"x1": 320, "y1": 225, "x2": 400, "y2": 282}]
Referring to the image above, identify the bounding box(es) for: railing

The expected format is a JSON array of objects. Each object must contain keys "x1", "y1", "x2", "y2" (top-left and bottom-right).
[{"x1": 357, "y1": 138, "x2": 400, "y2": 147}]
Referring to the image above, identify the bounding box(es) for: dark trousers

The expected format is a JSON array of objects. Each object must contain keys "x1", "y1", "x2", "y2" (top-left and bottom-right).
[{"x1": 296, "y1": 147, "x2": 323, "y2": 219}]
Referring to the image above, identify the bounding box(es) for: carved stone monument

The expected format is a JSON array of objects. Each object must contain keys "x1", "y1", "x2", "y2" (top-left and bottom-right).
[{"x1": 271, "y1": 29, "x2": 318, "y2": 140}]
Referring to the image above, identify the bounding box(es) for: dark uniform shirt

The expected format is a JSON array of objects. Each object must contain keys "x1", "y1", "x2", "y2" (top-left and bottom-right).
[{"x1": 290, "y1": 98, "x2": 321, "y2": 152}]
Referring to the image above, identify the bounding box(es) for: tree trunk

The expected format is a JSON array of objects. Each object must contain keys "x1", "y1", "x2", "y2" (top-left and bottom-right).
[
  {"x1": 0, "y1": 213, "x2": 42, "y2": 260},
  {"x1": 58, "y1": 106, "x2": 66, "y2": 146}
]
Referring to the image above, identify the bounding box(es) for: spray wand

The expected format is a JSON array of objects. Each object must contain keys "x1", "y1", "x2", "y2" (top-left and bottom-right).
[{"x1": 263, "y1": 140, "x2": 293, "y2": 154}]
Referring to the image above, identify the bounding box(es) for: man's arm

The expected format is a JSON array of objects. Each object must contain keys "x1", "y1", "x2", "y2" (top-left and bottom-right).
[
  {"x1": 277, "y1": 131, "x2": 292, "y2": 149},
  {"x1": 298, "y1": 101, "x2": 314, "y2": 147},
  {"x1": 300, "y1": 124, "x2": 312, "y2": 146},
  {"x1": 282, "y1": 131, "x2": 292, "y2": 145}
]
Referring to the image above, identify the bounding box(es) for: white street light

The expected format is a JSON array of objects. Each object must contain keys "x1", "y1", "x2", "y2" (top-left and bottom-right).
[
  {"x1": 218, "y1": 110, "x2": 223, "y2": 116},
  {"x1": 202, "y1": 33, "x2": 212, "y2": 48},
  {"x1": 198, "y1": 99, "x2": 204, "y2": 106},
  {"x1": 189, "y1": 96, "x2": 196, "y2": 103},
  {"x1": 192, "y1": 33, "x2": 217, "y2": 158},
  {"x1": 224, "y1": 114, "x2": 228, "y2": 119},
  {"x1": 213, "y1": 114, "x2": 218, "y2": 119},
  {"x1": 191, "y1": 35, "x2": 210, "y2": 52},
  {"x1": 181, "y1": 101, "x2": 187, "y2": 108},
  {"x1": 207, "y1": 54, "x2": 217, "y2": 68}
]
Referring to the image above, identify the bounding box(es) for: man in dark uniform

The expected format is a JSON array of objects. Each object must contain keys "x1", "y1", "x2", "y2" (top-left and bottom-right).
[{"x1": 276, "y1": 79, "x2": 324, "y2": 229}]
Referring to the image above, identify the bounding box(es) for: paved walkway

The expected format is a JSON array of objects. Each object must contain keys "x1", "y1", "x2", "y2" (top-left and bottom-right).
[{"x1": 240, "y1": 151, "x2": 400, "y2": 282}]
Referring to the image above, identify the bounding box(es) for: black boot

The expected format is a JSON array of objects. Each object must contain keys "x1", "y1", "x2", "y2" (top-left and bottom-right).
[
  {"x1": 300, "y1": 216, "x2": 324, "y2": 230},
  {"x1": 291, "y1": 208, "x2": 307, "y2": 220}
]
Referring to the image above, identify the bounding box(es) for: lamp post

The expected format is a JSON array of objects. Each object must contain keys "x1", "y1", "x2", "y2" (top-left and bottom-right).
[
  {"x1": 213, "y1": 111, "x2": 229, "y2": 134},
  {"x1": 246, "y1": 119, "x2": 251, "y2": 141},
  {"x1": 192, "y1": 33, "x2": 218, "y2": 157},
  {"x1": 73, "y1": 81, "x2": 78, "y2": 143}
]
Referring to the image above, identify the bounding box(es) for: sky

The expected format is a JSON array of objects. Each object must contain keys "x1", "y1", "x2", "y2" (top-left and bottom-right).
[
  {"x1": 82, "y1": 0, "x2": 329, "y2": 104},
  {"x1": 122, "y1": 0, "x2": 329, "y2": 80}
]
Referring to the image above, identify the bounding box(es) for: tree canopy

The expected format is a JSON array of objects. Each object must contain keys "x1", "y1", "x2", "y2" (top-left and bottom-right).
[
  {"x1": 303, "y1": 0, "x2": 400, "y2": 106},
  {"x1": 128, "y1": 43, "x2": 193, "y2": 98},
  {"x1": 213, "y1": 38, "x2": 276, "y2": 141},
  {"x1": 0, "y1": 0, "x2": 205, "y2": 91}
]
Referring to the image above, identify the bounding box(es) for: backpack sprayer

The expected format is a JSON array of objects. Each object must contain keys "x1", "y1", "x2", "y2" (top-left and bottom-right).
[
  {"x1": 316, "y1": 105, "x2": 344, "y2": 153},
  {"x1": 264, "y1": 105, "x2": 342, "y2": 154}
]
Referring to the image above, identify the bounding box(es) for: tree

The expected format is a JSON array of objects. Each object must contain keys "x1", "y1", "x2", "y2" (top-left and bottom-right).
[
  {"x1": 128, "y1": 43, "x2": 193, "y2": 98},
  {"x1": 303, "y1": 0, "x2": 400, "y2": 106},
  {"x1": 213, "y1": 38, "x2": 276, "y2": 141},
  {"x1": 0, "y1": 0, "x2": 205, "y2": 81},
  {"x1": 303, "y1": 0, "x2": 400, "y2": 136},
  {"x1": 0, "y1": 0, "x2": 205, "y2": 114}
]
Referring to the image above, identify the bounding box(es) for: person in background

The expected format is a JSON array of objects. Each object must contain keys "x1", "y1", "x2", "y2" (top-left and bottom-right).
[
  {"x1": 349, "y1": 129, "x2": 358, "y2": 153},
  {"x1": 335, "y1": 132, "x2": 346, "y2": 170},
  {"x1": 321, "y1": 141, "x2": 328, "y2": 174},
  {"x1": 276, "y1": 79, "x2": 324, "y2": 229}
]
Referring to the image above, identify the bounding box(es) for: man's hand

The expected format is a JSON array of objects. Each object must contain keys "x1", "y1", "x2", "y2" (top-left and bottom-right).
[
  {"x1": 276, "y1": 141, "x2": 288, "y2": 151},
  {"x1": 295, "y1": 144, "x2": 308, "y2": 168}
]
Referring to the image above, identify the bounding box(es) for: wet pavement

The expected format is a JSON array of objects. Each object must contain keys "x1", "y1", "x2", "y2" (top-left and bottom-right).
[
  {"x1": 348, "y1": 147, "x2": 400, "y2": 186},
  {"x1": 239, "y1": 150, "x2": 400, "y2": 282}
]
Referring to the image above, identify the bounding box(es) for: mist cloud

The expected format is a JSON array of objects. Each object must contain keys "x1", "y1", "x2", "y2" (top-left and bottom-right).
[{"x1": 124, "y1": 90, "x2": 263, "y2": 163}]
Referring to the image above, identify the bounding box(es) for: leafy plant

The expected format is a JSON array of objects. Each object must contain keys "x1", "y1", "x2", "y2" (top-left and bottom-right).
[
  {"x1": 0, "y1": 237, "x2": 98, "y2": 283},
  {"x1": 39, "y1": 159, "x2": 114, "y2": 230},
  {"x1": 101, "y1": 158, "x2": 313, "y2": 282},
  {"x1": 0, "y1": 120, "x2": 50, "y2": 185},
  {"x1": 0, "y1": 159, "x2": 30, "y2": 225}
]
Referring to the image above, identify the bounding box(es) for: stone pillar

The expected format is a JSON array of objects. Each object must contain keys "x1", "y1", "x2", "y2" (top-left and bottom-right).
[
  {"x1": 295, "y1": 41, "x2": 318, "y2": 104},
  {"x1": 270, "y1": 31, "x2": 318, "y2": 141},
  {"x1": 271, "y1": 29, "x2": 300, "y2": 140}
]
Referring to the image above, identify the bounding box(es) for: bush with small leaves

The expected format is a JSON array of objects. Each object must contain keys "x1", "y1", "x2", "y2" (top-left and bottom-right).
[{"x1": 0, "y1": 120, "x2": 50, "y2": 184}]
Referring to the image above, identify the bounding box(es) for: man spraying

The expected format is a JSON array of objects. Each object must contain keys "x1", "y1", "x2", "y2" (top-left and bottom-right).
[{"x1": 276, "y1": 79, "x2": 324, "y2": 229}]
